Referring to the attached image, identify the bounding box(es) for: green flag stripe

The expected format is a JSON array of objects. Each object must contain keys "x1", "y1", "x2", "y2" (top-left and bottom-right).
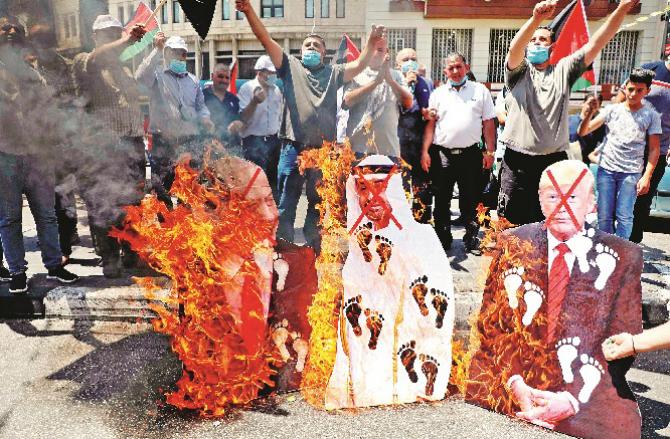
[
  {"x1": 120, "y1": 28, "x2": 159, "y2": 62},
  {"x1": 571, "y1": 76, "x2": 593, "y2": 92}
]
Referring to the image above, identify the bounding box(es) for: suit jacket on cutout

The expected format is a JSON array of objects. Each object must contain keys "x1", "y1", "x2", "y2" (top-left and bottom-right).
[{"x1": 466, "y1": 222, "x2": 642, "y2": 439}]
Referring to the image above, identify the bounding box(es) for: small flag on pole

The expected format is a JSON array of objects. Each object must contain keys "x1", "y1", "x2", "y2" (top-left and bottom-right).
[
  {"x1": 549, "y1": 0, "x2": 596, "y2": 91},
  {"x1": 228, "y1": 58, "x2": 239, "y2": 95},
  {"x1": 120, "y1": 1, "x2": 161, "y2": 62},
  {"x1": 333, "y1": 34, "x2": 361, "y2": 65}
]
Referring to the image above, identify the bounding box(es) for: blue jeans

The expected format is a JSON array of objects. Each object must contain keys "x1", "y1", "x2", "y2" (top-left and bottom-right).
[
  {"x1": 277, "y1": 143, "x2": 321, "y2": 253},
  {"x1": 0, "y1": 152, "x2": 62, "y2": 274},
  {"x1": 597, "y1": 167, "x2": 641, "y2": 239},
  {"x1": 241, "y1": 135, "x2": 281, "y2": 203}
]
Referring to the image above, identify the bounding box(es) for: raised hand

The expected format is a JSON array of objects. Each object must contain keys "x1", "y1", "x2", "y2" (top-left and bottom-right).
[
  {"x1": 153, "y1": 31, "x2": 166, "y2": 50},
  {"x1": 368, "y1": 24, "x2": 386, "y2": 45},
  {"x1": 532, "y1": 0, "x2": 557, "y2": 21},
  {"x1": 235, "y1": 0, "x2": 252, "y2": 13},
  {"x1": 128, "y1": 24, "x2": 147, "y2": 43},
  {"x1": 617, "y1": 0, "x2": 640, "y2": 12}
]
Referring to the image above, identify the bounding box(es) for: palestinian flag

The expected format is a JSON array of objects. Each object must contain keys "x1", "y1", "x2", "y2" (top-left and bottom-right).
[
  {"x1": 333, "y1": 34, "x2": 360, "y2": 65},
  {"x1": 228, "y1": 58, "x2": 239, "y2": 95},
  {"x1": 549, "y1": 0, "x2": 596, "y2": 91},
  {"x1": 120, "y1": 1, "x2": 161, "y2": 62}
]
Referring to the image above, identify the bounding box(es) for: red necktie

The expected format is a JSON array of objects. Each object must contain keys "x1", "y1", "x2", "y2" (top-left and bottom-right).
[{"x1": 547, "y1": 243, "x2": 570, "y2": 342}]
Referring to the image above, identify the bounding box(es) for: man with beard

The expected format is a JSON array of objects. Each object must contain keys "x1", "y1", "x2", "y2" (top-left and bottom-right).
[
  {"x1": 236, "y1": 0, "x2": 385, "y2": 253},
  {"x1": 326, "y1": 155, "x2": 454, "y2": 408},
  {"x1": 203, "y1": 63, "x2": 241, "y2": 147},
  {"x1": 0, "y1": 15, "x2": 78, "y2": 292},
  {"x1": 72, "y1": 15, "x2": 148, "y2": 278}
]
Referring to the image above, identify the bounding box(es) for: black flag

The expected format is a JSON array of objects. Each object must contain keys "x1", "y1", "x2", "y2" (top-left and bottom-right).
[{"x1": 178, "y1": 0, "x2": 217, "y2": 40}]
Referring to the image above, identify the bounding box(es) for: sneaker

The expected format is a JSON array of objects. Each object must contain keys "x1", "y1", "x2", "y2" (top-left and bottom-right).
[
  {"x1": 9, "y1": 272, "x2": 28, "y2": 294},
  {"x1": 0, "y1": 265, "x2": 10, "y2": 282},
  {"x1": 47, "y1": 266, "x2": 79, "y2": 284}
]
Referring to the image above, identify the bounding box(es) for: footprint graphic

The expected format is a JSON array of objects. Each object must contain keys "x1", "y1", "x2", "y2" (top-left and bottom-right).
[
  {"x1": 502, "y1": 266, "x2": 525, "y2": 309},
  {"x1": 572, "y1": 228, "x2": 595, "y2": 274},
  {"x1": 522, "y1": 281, "x2": 545, "y2": 326},
  {"x1": 271, "y1": 319, "x2": 291, "y2": 361},
  {"x1": 578, "y1": 354, "x2": 604, "y2": 403},
  {"x1": 344, "y1": 295, "x2": 363, "y2": 336},
  {"x1": 397, "y1": 340, "x2": 418, "y2": 383},
  {"x1": 364, "y1": 308, "x2": 384, "y2": 350},
  {"x1": 419, "y1": 353, "x2": 440, "y2": 396},
  {"x1": 410, "y1": 275, "x2": 430, "y2": 316},
  {"x1": 555, "y1": 337, "x2": 581, "y2": 383},
  {"x1": 355, "y1": 222, "x2": 373, "y2": 262},
  {"x1": 430, "y1": 288, "x2": 449, "y2": 329},
  {"x1": 374, "y1": 235, "x2": 393, "y2": 275},
  {"x1": 590, "y1": 244, "x2": 619, "y2": 290},
  {"x1": 291, "y1": 332, "x2": 309, "y2": 373}
]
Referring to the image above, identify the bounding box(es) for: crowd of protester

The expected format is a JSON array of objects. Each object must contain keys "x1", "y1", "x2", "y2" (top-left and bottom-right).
[{"x1": 0, "y1": 0, "x2": 667, "y2": 295}]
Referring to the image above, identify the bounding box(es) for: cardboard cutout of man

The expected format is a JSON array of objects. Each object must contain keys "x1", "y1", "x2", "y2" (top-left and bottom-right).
[
  {"x1": 466, "y1": 160, "x2": 643, "y2": 439},
  {"x1": 326, "y1": 155, "x2": 454, "y2": 409}
]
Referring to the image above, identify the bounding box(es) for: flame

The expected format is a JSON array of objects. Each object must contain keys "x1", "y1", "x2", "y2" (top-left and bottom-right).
[
  {"x1": 298, "y1": 141, "x2": 356, "y2": 407},
  {"x1": 449, "y1": 339, "x2": 472, "y2": 395},
  {"x1": 465, "y1": 204, "x2": 563, "y2": 415},
  {"x1": 112, "y1": 160, "x2": 280, "y2": 417}
]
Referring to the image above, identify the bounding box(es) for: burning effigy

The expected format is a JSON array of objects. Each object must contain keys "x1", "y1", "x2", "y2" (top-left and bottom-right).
[
  {"x1": 325, "y1": 155, "x2": 455, "y2": 409},
  {"x1": 466, "y1": 160, "x2": 643, "y2": 439},
  {"x1": 113, "y1": 155, "x2": 317, "y2": 416}
]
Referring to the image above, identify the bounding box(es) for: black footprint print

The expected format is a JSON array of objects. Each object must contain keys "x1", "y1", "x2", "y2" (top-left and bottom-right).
[
  {"x1": 375, "y1": 235, "x2": 393, "y2": 275},
  {"x1": 355, "y1": 222, "x2": 373, "y2": 262},
  {"x1": 410, "y1": 275, "x2": 429, "y2": 316},
  {"x1": 398, "y1": 340, "x2": 418, "y2": 383},
  {"x1": 430, "y1": 288, "x2": 449, "y2": 329},
  {"x1": 420, "y1": 353, "x2": 440, "y2": 396},
  {"x1": 364, "y1": 308, "x2": 384, "y2": 350},
  {"x1": 344, "y1": 295, "x2": 363, "y2": 336}
]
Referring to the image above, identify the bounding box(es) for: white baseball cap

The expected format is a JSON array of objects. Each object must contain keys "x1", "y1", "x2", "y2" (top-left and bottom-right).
[
  {"x1": 165, "y1": 35, "x2": 188, "y2": 51},
  {"x1": 92, "y1": 15, "x2": 123, "y2": 31},
  {"x1": 254, "y1": 55, "x2": 276, "y2": 73}
]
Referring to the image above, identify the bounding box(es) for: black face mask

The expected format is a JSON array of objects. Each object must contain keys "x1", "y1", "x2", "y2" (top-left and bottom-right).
[{"x1": 0, "y1": 24, "x2": 26, "y2": 46}]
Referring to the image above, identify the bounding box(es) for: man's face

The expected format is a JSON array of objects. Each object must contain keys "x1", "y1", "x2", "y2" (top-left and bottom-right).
[
  {"x1": 301, "y1": 37, "x2": 326, "y2": 60},
  {"x1": 93, "y1": 28, "x2": 122, "y2": 46},
  {"x1": 355, "y1": 176, "x2": 392, "y2": 227},
  {"x1": 212, "y1": 68, "x2": 230, "y2": 89},
  {"x1": 395, "y1": 48, "x2": 417, "y2": 68},
  {"x1": 444, "y1": 58, "x2": 469, "y2": 83},
  {"x1": 0, "y1": 22, "x2": 25, "y2": 46},
  {"x1": 540, "y1": 178, "x2": 595, "y2": 241},
  {"x1": 165, "y1": 47, "x2": 187, "y2": 64},
  {"x1": 528, "y1": 28, "x2": 553, "y2": 48},
  {"x1": 256, "y1": 69, "x2": 271, "y2": 86},
  {"x1": 624, "y1": 81, "x2": 650, "y2": 106},
  {"x1": 369, "y1": 42, "x2": 387, "y2": 70}
]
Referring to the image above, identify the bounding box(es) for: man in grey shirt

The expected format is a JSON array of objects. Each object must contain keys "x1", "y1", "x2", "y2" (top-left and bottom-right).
[
  {"x1": 498, "y1": 0, "x2": 640, "y2": 225},
  {"x1": 136, "y1": 33, "x2": 214, "y2": 207},
  {"x1": 236, "y1": 0, "x2": 385, "y2": 253}
]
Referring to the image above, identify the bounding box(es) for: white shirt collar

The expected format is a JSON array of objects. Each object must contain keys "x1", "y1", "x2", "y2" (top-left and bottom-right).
[{"x1": 547, "y1": 229, "x2": 583, "y2": 274}]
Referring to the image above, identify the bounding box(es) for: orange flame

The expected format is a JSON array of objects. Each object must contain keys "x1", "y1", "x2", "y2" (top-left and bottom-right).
[
  {"x1": 112, "y1": 161, "x2": 280, "y2": 417},
  {"x1": 298, "y1": 141, "x2": 356, "y2": 407}
]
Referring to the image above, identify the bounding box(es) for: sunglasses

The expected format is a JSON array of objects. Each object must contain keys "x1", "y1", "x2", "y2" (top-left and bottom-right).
[{"x1": 216, "y1": 74, "x2": 230, "y2": 79}]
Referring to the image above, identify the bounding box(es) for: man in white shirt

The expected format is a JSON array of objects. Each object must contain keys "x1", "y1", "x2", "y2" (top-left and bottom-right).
[
  {"x1": 238, "y1": 55, "x2": 284, "y2": 202},
  {"x1": 421, "y1": 52, "x2": 496, "y2": 252}
]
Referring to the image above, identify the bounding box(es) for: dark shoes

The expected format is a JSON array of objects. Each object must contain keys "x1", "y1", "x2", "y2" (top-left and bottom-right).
[
  {"x1": 0, "y1": 265, "x2": 10, "y2": 282},
  {"x1": 103, "y1": 259, "x2": 122, "y2": 279},
  {"x1": 47, "y1": 266, "x2": 80, "y2": 284},
  {"x1": 9, "y1": 272, "x2": 28, "y2": 294},
  {"x1": 464, "y1": 235, "x2": 481, "y2": 254}
]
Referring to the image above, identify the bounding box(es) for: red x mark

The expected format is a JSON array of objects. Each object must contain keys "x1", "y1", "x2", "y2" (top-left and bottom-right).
[
  {"x1": 242, "y1": 167, "x2": 262, "y2": 198},
  {"x1": 348, "y1": 166, "x2": 403, "y2": 235},
  {"x1": 544, "y1": 168, "x2": 588, "y2": 231}
]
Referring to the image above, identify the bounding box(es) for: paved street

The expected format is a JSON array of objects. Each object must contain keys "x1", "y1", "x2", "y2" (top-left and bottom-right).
[{"x1": 0, "y1": 196, "x2": 668, "y2": 438}]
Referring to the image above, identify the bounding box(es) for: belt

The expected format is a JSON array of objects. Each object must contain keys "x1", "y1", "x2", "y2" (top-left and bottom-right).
[
  {"x1": 436, "y1": 143, "x2": 479, "y2": 155},
  {"x1": 244, "y1": 134, "x2": 279, "y2": 143}
]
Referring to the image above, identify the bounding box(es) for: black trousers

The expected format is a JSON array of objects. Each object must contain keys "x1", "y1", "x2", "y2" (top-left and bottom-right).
[
  {"x1": 429, "y1": 144, "x2": 482, "y2": 241},
  {"x1": 498, "y1": 148, "x2": 568, "y2": 226},
  {"x1": 630, "y1": 154, "x2": 667, "y2": 243}
]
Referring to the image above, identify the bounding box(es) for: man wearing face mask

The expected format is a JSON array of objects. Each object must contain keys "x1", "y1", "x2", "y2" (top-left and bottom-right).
[
  {"x1": 421, "y1": 52, "x2": 496, "y2": 253},
  {"x1": 236, "y1": 0, "x2": 385, "y2": 254},
  {"x1": 237, "y1": 55, "x2": 284, "y2": 202},
  {"x1": 136, "y1": 33, "x2": 214, "y2": 208},
  {"x1": 395, "y1": 48, "x2": 433, "y2": 223},
  {"x1": 203, "y1": 63, "x2": 241, "y2": 147},
  {"x1": 498, "y1": 0, "x2": 641, "y2": 226}
]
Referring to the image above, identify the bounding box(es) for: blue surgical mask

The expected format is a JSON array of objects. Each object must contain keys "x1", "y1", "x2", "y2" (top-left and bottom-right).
[
  {"x1": 302, "y1": 50, "x2": 322, "y2": 68},
  {"x1": 267, "y1": 74, "x2": 277, "y2": 85},
  {"x1": 448, "y1": 77, "x2": 467, "y2": 87},
  {"x1": 527, "y1": 45, "x2": 550, "y2": 65},
  {"x1": 169, "y1": 59, "x2": 187, "y2": 74},
  {"x1": 401, "y1": 60, "x2": 419, "y2": 74}
]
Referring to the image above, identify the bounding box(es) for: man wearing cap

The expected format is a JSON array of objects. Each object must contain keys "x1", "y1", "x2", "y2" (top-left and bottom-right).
[
  {"x1": 136, "y1": 32, "x2": 214, "y2": 206},
  {"x1": 236, "y1": 0, "x2": 385, "y2": 253},
  {"x1": 72, "y1": 15, "x2": 147, "y2": 277},
  {"x1": 203, "y1": 63, "x2": 241, "y2": 147},
  {"x1": 0, "y1": 15, "x2": 79, "y2": 291},
  {"x1": 237, "y1": 55, "x2": 284, "y2": 202}
]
